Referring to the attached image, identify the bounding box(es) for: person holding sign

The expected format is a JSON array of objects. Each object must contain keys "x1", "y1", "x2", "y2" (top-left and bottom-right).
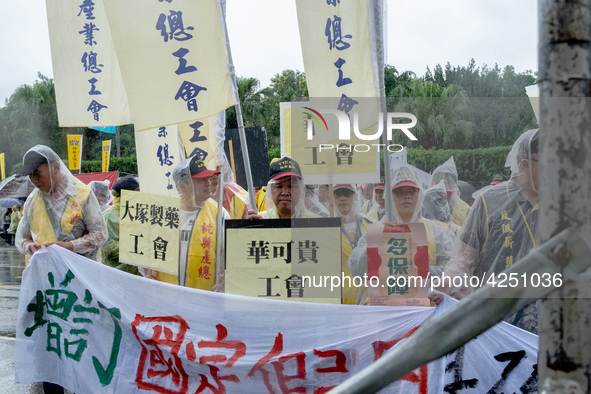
[
  {"x1": 155, "y1": 156, "x2": 229, "y2": 290},
  {"x1": 429, "y1": 156, "x2": 470, "y2": 227},
  {"x1": 333, "y1": 184, "x2": 375, "y2": 304},
  {"x1": 349, "y1": 165, "x2": 453, "y2": 305},
  {"x1": 14, "y1": 145, "x2": 107, "y2": 394},
  {"x1": 259, "y1": 157, "x2": 321, "y2": 219},
  {"x1": 100, "y1": 176, "x2": 141, "y2": 275}
]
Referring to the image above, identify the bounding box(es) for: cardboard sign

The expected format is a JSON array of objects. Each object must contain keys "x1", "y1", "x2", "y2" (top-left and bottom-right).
[
  {"x1": 367, "y1": 222, "x2": 430, "y2": 306},
  {"x1": 225, "y1": 218, "x2": 342, "y2": 303},
  {"x1": 119, "y1": 190, "x2": 180, "y2": 273}
]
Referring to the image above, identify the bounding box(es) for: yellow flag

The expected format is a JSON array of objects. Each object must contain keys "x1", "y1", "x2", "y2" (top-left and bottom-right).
[
  {"x1": 178, "y1": 113, "x2": 222, "y2": 171},
  {"x1": 67, "y1": 135, "x2": 83, "y2": 171},
  {"x1": 102, "y1": 140, "x2": 112, "y2": 172},
  {"x1": 46, "y1": 0, "x2": 132, "y2": 127},
  {"x1": 0, "y1": 153, "x2": 5, "y2": 180},
  {"x1": 103, "y1": 0, "x2": 238, "y2": 132}
]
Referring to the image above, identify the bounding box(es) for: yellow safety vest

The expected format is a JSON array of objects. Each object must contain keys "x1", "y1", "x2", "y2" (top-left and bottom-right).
[
  {"x1": 255, "y1": 187, "x2": 267, "y2": 212},
  {"x1": 340, "y1": 217, "x2": 370, "y2": 304},
  {"x1": 26, "y1": 182, "x2": 90, "y2": 264},
  {"x1": 451, "y1": 198, "x2": 470, "y2": 227},
  {"x1": 158, "y1": 200, "x2": 218, "y2": 290}
]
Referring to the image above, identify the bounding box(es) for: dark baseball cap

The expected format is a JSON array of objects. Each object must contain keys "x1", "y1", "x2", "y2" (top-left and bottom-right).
[
  {"x1": 16, "y1": 151, "x2": 48, "y2": 177},
  {"x1": 490, "y1": 173, "x2": 508, "y2": 185},
  {"x1": 188, "y1": 156, "x2": 220, "y2": 179},
  {"x1": 269, "y1": 157, "x2": 303, "y2": 180}
]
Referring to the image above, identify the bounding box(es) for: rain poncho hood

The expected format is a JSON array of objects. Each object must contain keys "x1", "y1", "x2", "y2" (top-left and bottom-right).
[
  {"x1": 390, "y1": 165, "x2": 425, "y2": 223},
  {"x1": 430, "y1": 156, "x2": 460, "y2": 213},
  {"x1": 173, "y1": 155, "x2": 216, "y2": 210},
  {"x1": 88, "y1": 180, "x2": 111, "y2": 212},
  {"x1": 423, "y1": 180, "x2": 451, "y2": 222},
  {"x1": 15, "y1": 145, "x2": 107, "y2": 257},
  {"x1": 334, "y1": 184, "x2": 362, "y2": 224},
  {"x1": 264, "y1": 176, "x2": 309, "y2": 218},
  {"x1": 305, "y1": 184, "x2": 330, "y2": 218}
]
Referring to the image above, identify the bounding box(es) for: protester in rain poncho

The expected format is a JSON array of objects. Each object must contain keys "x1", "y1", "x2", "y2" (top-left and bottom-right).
[
  {"x1": 7, "y1": 205, "x2": 22, "y2": 246},
  {"x1": 359, "y1": 184, "x2": 375, "y2": 215},
  {"x1": 305, "y1": 185, "x2": 329, "y2": 218},
  {"x1": 261, "y1": 157, "x2": 320, "y2": 219},
  {"x1": 367, "y1": 177, "x2": 386, "y2": 221},
  {"x1": 333, "y1": 183, "x2": 375, "y2": 304},
  {"x1": 429, "y1": 156, "x2": 470, "y2": 227},
  {"x1": 154, "y1": 155, "x2": 229, "y2": 290},
  {"x1": 15, "y1": 145, "x2": 107, "y2": 259},
  {"x1": 349, "y1": 165, "x2": 453, "y2": 305},
  {"x1": 100, "y1": 176, "x2": 141, "y2": 276},
  {"x1": 88, "y1": 180, "x2": 112, "y2": 212},
  {"x1": 210, "y1": 163, "x2": 251, "y2": 220},
  {"x1": 423, "y1": 180, "x2": 461, "y2": 239},
  {"x1": 14, "y1": 145, "x2": 107, "y2": 394},
  {"x1": 433, "y1": 129, "x2": 540, "y2": 334}
]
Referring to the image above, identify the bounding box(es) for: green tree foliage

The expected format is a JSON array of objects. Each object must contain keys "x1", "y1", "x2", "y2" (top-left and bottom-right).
[
  {"x1": 226, "y1": 76, "x2": 266, "y2": 129},
  {"x1": 0, "y1": 73, "x2": 76, "y2": 174}
]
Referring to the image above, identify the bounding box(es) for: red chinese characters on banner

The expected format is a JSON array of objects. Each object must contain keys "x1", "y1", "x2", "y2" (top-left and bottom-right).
[
  {"x1": 372, "y1": 326, "x2": 428, "y2": 394},
  {"x1": 132, "y1": 315, "x2": 191, "y2": 394},
  {"x1": 130, "y1": 315, "x2": 423, "y2": 394}
]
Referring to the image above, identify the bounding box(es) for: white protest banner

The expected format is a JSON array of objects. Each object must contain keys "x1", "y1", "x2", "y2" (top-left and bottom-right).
[
  {"x1": 119, "y1": 190, "x2": 180, "y2": 274},
  {"x1": 103, "y1": 0, "x2": 237, "y2": 132},
  {"x1": 16, "y1": 246, "x2": 539, "y2": 393},
  {"x1": 136, "y1": 125, "x2": 183, "y2": 197},
  {"x1": 46, "y1": 0, "x2": 132, "y2": 127},
  {"x1": 225, "y1": 218, "x2": 342, "y2": 304}
]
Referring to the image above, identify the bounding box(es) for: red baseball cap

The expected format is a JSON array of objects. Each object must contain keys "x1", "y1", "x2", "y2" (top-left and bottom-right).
[{"x1": 392, "y1": 180, "x2": 419, "y2": 190}]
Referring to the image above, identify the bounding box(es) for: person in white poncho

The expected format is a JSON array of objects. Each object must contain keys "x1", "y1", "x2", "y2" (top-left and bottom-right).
[
  {"x1": 14, "y1": 145, "x2": 107, "y2": 394},
  {"x1": 349, "y1": 165, "x2": 453, "y2": 305}
]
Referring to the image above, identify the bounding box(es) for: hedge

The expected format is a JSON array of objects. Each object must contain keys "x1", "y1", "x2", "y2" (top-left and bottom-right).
[
  {"x1": 11, "y1": 147, "x2": 511, "y2": 188},
  {"x1": 408, "y1": 146, "x2": 512, "y2": 187}
]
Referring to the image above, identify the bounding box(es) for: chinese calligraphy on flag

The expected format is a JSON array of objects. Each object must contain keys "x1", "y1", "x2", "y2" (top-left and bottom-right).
[
  {"x1": 66, "y1": 135, "x2": 83, "y2": 171},
  {"x1": 101, "y1": 140, "x2": 111, "y2": 172},
  {"x1": 103, "y1": 0, "x2": 238, "y2": 132},
  {"x1": 46, "y1": 0, "x2": 132, "y2": 127}
]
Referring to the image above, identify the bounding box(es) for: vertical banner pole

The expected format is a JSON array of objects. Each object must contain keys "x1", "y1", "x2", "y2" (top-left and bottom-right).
[
  {"x1": 219, "y1": 1, "x2": 257, "y2": 211},
  {"x1": 374, "y1": 0, "x2": 393, "y2": 222},
  {"x1": 116, "y1": 126, "x2": 121, "y2": 158},
  {"x1": 215, "y1": 164, "x2": 225, "y2": 287}
]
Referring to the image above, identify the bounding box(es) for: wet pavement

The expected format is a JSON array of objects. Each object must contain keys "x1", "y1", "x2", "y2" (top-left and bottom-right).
[{"x1": 0, "y1": 240, "x2": 45, "y2": 393}]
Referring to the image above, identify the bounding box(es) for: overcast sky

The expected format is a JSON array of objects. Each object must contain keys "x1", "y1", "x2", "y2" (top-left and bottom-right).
[{"x1": 0, "y1": 0, "x2": 537, "y2": 106}]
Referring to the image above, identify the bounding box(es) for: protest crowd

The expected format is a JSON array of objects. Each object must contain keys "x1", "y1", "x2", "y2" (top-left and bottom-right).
[{"x1": 11, "y1": 125, "x2": 541, "y2": 393}]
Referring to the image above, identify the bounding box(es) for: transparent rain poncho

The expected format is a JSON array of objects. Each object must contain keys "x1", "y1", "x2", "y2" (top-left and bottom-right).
[
  {"x1": 390, "y1": 165, "x2": 425, "y2": 224},
  {"x1": 263, "y1": 176, "x2": 313, "y2": 219},
  {"x1": 430, "y1": 156, "x2": 461, "y2": 214},
  {"x1": 348, "y1": 165, "x2": 453, "y2": 304},
  {"x1": 445, "y1": 129, "x2": 539, "y2": 279},
  {"x1": 305, "y1": 184, "x2": 330, "y2": 218},
  {"x1": 334, "y1": 184, "x2": 373, "y2": 248},
  {"x1": 423, "y1": 180, "x2": 451, "y2": 222},
  {"x1": 16, "y1": 145, "x2": 108, "y2": 258},
  {"x1": 170, "y1": 156, "x2": 227, "y2": 290},
  {"x1": 88, "y1": 180, "x2": 112, "y2": 212},
  {"x1": 443, "y1": 129, "x2": 540, "y2": 333}
]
